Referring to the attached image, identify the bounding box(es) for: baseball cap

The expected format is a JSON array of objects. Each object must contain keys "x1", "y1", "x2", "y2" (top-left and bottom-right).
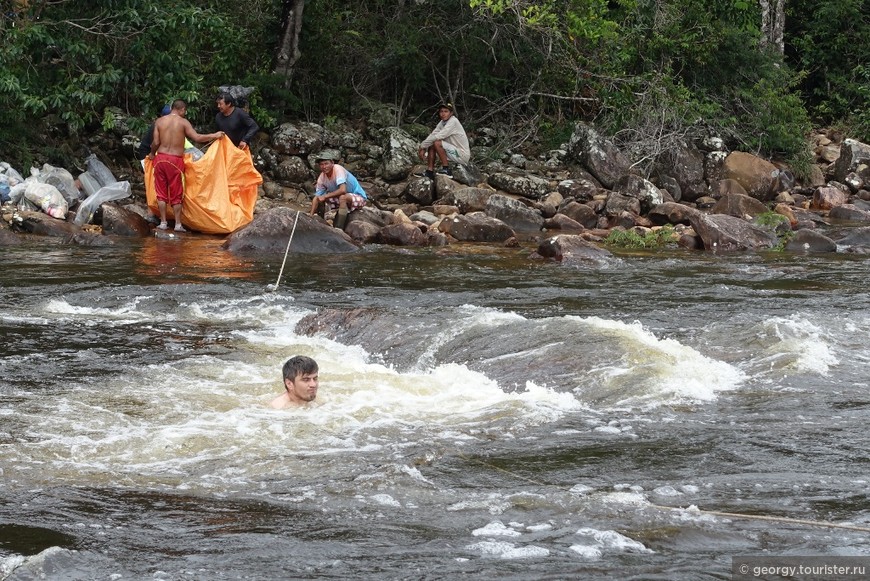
[{"x1": 160, "y1": 104, "x2": 171, "y2": 116}]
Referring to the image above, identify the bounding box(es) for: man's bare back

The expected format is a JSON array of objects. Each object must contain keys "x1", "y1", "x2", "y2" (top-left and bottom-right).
[{"x1": 150, "y1": 100, "x2": 223, "y2": 157}]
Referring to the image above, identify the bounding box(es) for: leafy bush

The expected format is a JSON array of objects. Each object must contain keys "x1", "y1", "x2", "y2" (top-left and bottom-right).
[{"x1": 605, "y1": 226, "x2": 677, "y2": 249}]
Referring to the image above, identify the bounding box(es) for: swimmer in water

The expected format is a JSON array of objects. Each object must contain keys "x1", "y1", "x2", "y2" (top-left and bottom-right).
[{"x1": 270, "y1": 355, "x2": 319, "y2": 409}]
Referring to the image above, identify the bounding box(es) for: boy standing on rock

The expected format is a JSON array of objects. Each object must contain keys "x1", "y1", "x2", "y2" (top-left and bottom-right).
[{"x1": 417, "y1": 102, "x2": 470, "y2": 179}]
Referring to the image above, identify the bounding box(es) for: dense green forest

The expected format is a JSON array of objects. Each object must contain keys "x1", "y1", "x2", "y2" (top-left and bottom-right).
[{"x1": 1, "y1": 0, "x2": 867, "y2": 174}]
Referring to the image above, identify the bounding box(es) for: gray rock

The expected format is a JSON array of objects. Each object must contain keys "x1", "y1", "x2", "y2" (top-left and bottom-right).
[
  {"x1": 831, "y1": 138, "x2": 870, "y2": 182},
  {"x1": 543, "y1": 213, "x2": 585, "y2": 231},
  {"x1": 688, "y1": 213, "x2": 778, "y2": 251},
  {"x1": 566, "y1": 122, "x2": 631, "y2": 189},
  {"x1": 273, "y1": 156, "x2": 312, "y2": 184},
  {"x1": 487, "y1": 171, "x2": 551, "y2": 200},
  {"x1": 604, "y1": 192, "x2": 641, "y2": 217},
  {"x1": 648, "y1": 202, "x2": 702, "y2": 226},
  {"x1": 534, "y1": 234, "x2": 613, "y2": 264},
  {"x1": 613, "y1": 174, "x2": 664, "y2": 213},
  {"x1": 377, "y1": 222, "x2": 428, "y2": 246},
  {"x1": 784, "y1": 229, "x2": 837, "y2": 253},
  {"x1": 222, "y1": 207, "x2": 359, "y2": 254},
  {"x1": 484, "y1": 194, "x2": 544, "y2": 232},
  {"x1": 557, "y1": 200, "x2": 599, "y2": 228},
  {"x1": 829, "y1": 204, "x2": 870, "y2": 222},
  {"x1": 438, "y1": 211, "x2": 515, "y2": 242},
  {"x1": 100, "y1": 203, "x2": 150, "y2": 237},
  {"x1": 379, "y1": 126, "x2": 418, "y2": 181},
  {"x1": 557, "y1": 178, "x2": 599, "y2": 202},
  {"x1": 271, "y1": 122, "x2": 325, "y2": 156},
  {"x1": 655, "y1": 142, "x2": 706, "y2": 201},
  {"x1": 405, "y1": 177, "x2": 434, "y2": 206},
  {"x1": 452, "y1": 163, "x2": 484, "y2": 186},
  {"x1": 710, "y1": 193, "x2": 769, "y2": 220},
  {"x1": 11, "y1": 210, "x2": 81, "y2": 238},
  {"x1": 449, "y1": 187, "x2": 494, "y2": 213}
]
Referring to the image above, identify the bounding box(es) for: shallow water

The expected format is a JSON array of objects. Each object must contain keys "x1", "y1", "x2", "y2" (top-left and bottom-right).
[{"x1": 1, "y1": 236, "x2": 869, "y2": 579}]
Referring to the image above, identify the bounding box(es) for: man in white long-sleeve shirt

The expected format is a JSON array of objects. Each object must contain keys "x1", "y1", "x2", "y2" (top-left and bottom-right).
[{"x1": 417, "y1": 102, "x2": 470, "y2": 179}]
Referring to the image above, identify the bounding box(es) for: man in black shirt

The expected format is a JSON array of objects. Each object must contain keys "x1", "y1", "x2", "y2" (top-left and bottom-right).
[{"x1": 214, "y1": 92, "x2": 259, "y2": 151}]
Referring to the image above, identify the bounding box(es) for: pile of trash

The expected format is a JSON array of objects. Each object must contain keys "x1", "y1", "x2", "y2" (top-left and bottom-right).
[{"x1": 0, "y1": 154, "x2": 131, "y2": 225}]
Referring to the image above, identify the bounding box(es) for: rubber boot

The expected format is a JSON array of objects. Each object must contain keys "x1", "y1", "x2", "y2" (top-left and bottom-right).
[{"x1": 334, "y1": 208, "x2": 348, "y2": 230}]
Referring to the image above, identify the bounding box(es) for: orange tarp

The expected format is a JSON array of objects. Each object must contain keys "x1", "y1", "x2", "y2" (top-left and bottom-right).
[{"x1": 145, "y1": 135, "x2": 262, "y2": 234}]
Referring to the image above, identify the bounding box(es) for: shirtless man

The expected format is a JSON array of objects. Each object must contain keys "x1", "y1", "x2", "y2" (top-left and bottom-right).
[
  {"x1": 270, "y1": 355, "x2": 319, "y2": 409},
  {"x1": 148, "y1": 99, "x2": 223, "y2": 231}
]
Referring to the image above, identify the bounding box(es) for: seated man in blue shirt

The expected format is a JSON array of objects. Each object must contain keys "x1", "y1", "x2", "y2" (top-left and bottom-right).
[{"x1": 308, "y1": 152, "x2": 367, "y2": 230}]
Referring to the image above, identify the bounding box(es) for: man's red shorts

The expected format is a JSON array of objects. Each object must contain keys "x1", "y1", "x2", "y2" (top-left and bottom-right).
[{"x1": 153, "y1": 152, "x2": 185, "y2": 206}]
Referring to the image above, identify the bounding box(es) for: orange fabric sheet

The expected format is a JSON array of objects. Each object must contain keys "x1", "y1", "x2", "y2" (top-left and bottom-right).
[{"x1": 145, "y1": 135, "x2": 262, "y2": 234}]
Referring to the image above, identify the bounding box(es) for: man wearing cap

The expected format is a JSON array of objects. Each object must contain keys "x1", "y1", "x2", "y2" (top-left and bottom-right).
[
  {"x1": 417, "y1": 102, "x2": 470, "y2": 179},
  {"x1": 308, "y1": 152, "x2": 367, "y2": 230}
]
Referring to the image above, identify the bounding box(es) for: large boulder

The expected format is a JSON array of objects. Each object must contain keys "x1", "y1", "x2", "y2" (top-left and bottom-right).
[
  {"x1": 405, "y1": 177, "x2": 435, "y2": 205},
  {"x1": 449, "y1": 187, "x2": 495, "y2": 214},
  {"x1": 377, "y1": 222, "x2": 428, "y2": 246},
  {"x1": 270, "y1": 122, "x2": 325, "y2": 156},
  {"x1": 566, "y1": 122, "x2": 631, "y2": 189},
  {"x1": 557, "y1": 177, "x2": 601, "y2": 202},
  {"x1": 222, "y1": 207, "x2": 360, "y2": 254},
  {"x1": 710, "y1": 193, "x2": 769, "y2": 220},
  {"x1": 722, "y1": 151, "x2": 779, "y2": 200},
  {"x1": 557, "y1": 200, "x2": 599, "y2": 228},
  {"x1": 613, "y1": 174, "x2": 663, "y2": 214},
  {"x1": 655, "y1": 142, "x2": 706, "y2": 202},
  {"x1": 835, "y1": 226, "x2": 870, "y2": 250},
  {"x1": 829, "y1": 204, "x2": 870, "y2": 222},
  {"x1": 379, "y1": 126, "x2": 417, "y2": 181},
  {"x1": 688, "y1": 213, "x2": 778, "y2": 251},
  {"x1": 648, "y1": 202, "x2": 702, "y2": 226},
  {"x1": 534, "y1": 234, "x2": 613, "y2": 264},
  {"x1": 543, "y1": 213, "x2": 585, "y2": 231},
  {"x1": 273, "y1": 156, "x2": 312, "y2": 185},
  {"x1": 812, "y1": 186, "x2": 849, "y2": 210},
  {"x1": 100, "y1": 203, "x2": 150, "y2": 237},
  {"x1": 831, "y1": 139, "x2": 870, "y2": 182},
  {"x1": 452, "y1": 163, "x2": 484, "y2": 186},
  {"x1": 438, "y1": 212, "x2": 515, "y2": 242},
  {"x1": 604, "y1": 192, "x2": 641, "y2": 218},
  {"x1": 483, "y1": 194, "x2": 544, "y2": 232},
  {"x1": 11, "y1": 211, "x2": 81, "y2": 238},
  {"x1": 486, "y1": 172, "x2": 551, "y2": 200},
  {"x1": 784, "y1": 229, "x2": 837, "y2": 253}
]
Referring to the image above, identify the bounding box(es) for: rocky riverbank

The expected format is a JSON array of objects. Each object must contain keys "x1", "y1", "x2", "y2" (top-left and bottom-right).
[{"x1": 4, "y1": 108, "x2": 870, "y2": 261}]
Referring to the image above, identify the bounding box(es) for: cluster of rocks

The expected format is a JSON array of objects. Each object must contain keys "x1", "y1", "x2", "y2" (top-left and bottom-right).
[
  {"x1": 5, "y1": 103, "x2": 870, "y2": 262},
  {"x1": 237, "y1": 114, "x2": 870, "y2": 261}
]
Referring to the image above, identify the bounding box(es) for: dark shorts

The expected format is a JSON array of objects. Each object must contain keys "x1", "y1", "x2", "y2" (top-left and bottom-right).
[{"x1": 154, "y1": 153, "x2": 185, "y2": 206}]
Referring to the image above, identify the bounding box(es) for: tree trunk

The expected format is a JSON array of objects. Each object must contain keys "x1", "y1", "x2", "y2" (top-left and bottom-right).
[
  {"x1": 759, "y1": 0, "x2": 785, "y2": 55},
  {"x1": 273, "y1": 0, "x2": 305, "y2": 87}
]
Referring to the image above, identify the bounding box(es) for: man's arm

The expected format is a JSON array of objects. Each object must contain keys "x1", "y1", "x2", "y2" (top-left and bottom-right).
[
  {"x1": 184, "y1": 121, "x2": 223, "y2": 144},
  {"x1": 148, "y1": 124, "x2": 161, "y2": 158},
  {"x1": 420, "y1": 119, "x2": 457, "y2": 149},
  {"x1": 239, "y1": 110, "x2": 259, "y2": 149}
]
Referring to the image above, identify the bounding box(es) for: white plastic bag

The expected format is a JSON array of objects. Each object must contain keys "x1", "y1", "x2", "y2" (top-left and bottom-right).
[
  {"x1": 85, "y1": 153, "x2": 118, "y2": 187},
  {"x1": 34, "y1": 163, "x2": 79, "y2": 205},
  {"x1": 77, "y1": 171, "x2": 101, "y2": 198},
  {"x1": 0, "y1": 162, "x2": 25, "y2": 186},
  {"x1": 74, "y1": 180, "x2": 131, "y2": 225},
  {"x1": 24, "y1": 181, "x2": 68, "y2": 219}
]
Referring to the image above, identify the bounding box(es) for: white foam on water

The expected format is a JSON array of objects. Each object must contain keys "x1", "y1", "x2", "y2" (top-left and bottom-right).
[
  {"x1": 575, "y1": 527, "x2": 653, "y2": 554},
  {"x1": 575, "y1": 316, "x2": 745, "y2": 404},
  {"x1": 756, "y1": 315, "x2": 839, "y2": 375},
  {"x1": 472, "y1": 521, "x2": 522, "y2": 537},
  {"x1": 466, "y1": 540, "x2": 550, "y2": 559}
]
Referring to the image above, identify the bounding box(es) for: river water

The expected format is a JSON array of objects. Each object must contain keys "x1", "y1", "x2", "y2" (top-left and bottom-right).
[{"x1": 1, "y1": 235, "x2": 869, "y2": 579}]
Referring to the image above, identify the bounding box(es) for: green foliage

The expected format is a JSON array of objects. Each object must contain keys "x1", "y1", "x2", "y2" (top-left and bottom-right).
[
  {"x1": 605, "y1": 226, "x2": 677, "y2": 249},
  {"x1": 754, "y1": 211, "x2": 789, "y2": 228},
  {"x1": 787, "y1": 0, "x2": 870, "y2": 139},
  {"x1": 0, "y1": 0, "x2": 281, "y2": 167}
]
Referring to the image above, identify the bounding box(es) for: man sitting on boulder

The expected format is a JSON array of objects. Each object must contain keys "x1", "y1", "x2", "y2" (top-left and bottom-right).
[
  {"x1": 308, "y1": 152, "x2": 368, "y2": 230},
  {"x1": 417, "y1": 102, "x2": 470, "y2": 179}
]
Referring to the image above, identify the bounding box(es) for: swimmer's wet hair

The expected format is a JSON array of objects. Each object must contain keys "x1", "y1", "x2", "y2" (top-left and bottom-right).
[{"x1": 283, "y1": 355, "x2": 318, "y2": 380}]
